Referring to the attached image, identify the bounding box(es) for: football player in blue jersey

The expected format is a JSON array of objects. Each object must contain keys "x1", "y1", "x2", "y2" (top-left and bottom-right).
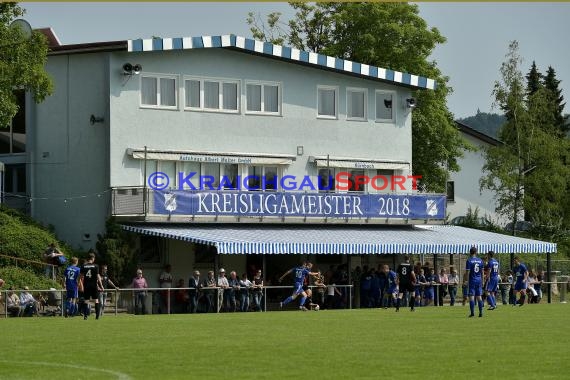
[
  {"x1": 64, "y1": 257, "x2": 81, "y2": 317},
  {"x1": 484, "y1": 251, "x2": 500, "y2": 310},
  {"x1": 279, "y1": 261, "x2": 319, "y2": 311},
  {"x1": 513, "y1": 256, "x2": 529, "y2": 306},
  {"x1": 464, "y1": 246, "x2": 484, "y2": 318}
]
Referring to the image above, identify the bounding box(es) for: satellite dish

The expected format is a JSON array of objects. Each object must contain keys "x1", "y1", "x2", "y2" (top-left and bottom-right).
[{"x1": 10, "y1": 19, "x2": 33, "y2": 40}]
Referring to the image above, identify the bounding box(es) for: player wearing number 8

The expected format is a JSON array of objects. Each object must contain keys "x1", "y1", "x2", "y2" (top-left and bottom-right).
[
  {"x1": 396, "y1": 256, "x2": 416, "y2": 312},
  {"x1": 464, "y1": 246, "x2": 484, "y2": 318}
]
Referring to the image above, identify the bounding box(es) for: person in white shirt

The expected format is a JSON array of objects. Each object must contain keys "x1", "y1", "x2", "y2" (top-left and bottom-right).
[
  {"x1": 20, "y1": 286, "x2": 38, "y2": 316},
  {"x1": 159, "y1": 264, "x2": 174, "y2": 314}
]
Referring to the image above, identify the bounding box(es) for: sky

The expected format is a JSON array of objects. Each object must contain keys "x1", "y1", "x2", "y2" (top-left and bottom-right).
[{"x1": 19, "y1": 2, "x2": 570, "y2": 119}]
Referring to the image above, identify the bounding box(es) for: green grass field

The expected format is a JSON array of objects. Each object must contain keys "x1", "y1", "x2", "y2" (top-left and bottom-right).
[{"x1": 1, "y1": 304, "x2": 569, "y2": 380}]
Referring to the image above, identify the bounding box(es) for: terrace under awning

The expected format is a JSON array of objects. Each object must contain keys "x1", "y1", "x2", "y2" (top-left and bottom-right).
[{"x1": 121, "y1": 224, "x2": 556, "y2": 255}]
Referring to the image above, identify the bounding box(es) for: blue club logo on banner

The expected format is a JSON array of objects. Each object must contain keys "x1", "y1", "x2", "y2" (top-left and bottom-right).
[{"x1": 152, "y1": 191, "x2": 446, "y2": 220}]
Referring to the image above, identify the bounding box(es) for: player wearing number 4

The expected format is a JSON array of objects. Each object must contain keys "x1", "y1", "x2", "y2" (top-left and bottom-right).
[
  {"x1": 464, "y1": 246, "x2": 484, "y2": 318},
  {"x1": 79, "y1": 251, "x2": 104, "y2": 320},
  {"x1": 64, "y1": 257, "x2": 81, "y2": 317}
]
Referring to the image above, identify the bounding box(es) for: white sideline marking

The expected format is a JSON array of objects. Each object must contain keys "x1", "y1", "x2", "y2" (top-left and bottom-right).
[{"x1": 0, "y1": 360, "x2": 132, "y2": 380}]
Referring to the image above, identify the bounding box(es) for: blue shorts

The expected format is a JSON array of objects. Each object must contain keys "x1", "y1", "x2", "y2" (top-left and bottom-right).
[
  {"x1": 424, "y1": 288, "x2": 434, "y2": 300},
  {"x1": 468, "y1": 283, "x2": 483, "y2": 297},
  {"x1": 388, "y1": 285, "x2": 398, "y2": 296},
  {"x1": 462, "y1": 285, "x2": 468, "y2": 297},
  {"x1": 486, "y1": 277, "x2": 499, "y2": 292},
  {"x1": 66, "y1": 288, "x2": 78, "y2": 299},
  {"x1": 293, "y1": 283, "x2": 304, "y2": 295},
  {"x1": 514, "y1": 281, "x2": 527, "y2": 291}
]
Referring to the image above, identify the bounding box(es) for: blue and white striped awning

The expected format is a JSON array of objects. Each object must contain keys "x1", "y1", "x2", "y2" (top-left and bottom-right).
[
  {"x1": 127, "y1": 35, "x2": 436, "y2": 90},
  {"x1": 121, "y1": 224, "x2": 556, "y2": 255}
]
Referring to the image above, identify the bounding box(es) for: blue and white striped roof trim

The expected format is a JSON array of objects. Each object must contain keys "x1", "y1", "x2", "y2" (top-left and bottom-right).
[
  {"x1": 127, "y1": 35, "x2": 436, "y2": 91},
  {"x1": 121, "y1": 224, "x2": 555, "y2": 255}
]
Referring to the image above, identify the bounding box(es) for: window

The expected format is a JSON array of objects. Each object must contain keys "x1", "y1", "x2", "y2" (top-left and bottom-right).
[
  {"x1": 4, "y1": 164, "x2": 26, "y2": 193},
  {"x1": 0, "y1": 90, "x2": 26, "y2": 154},
  {"x1": 317, "y1": 86, "x2": 338, "y2": 119},
  {"x1": 371, "y1": 169, "x2": 394, "y2": 193},
  {"x1": 375, "y1": 91, "x2": 394, "y2": 122},
  {"x1": 246, "y1": 82, "x2": 281, "y2": 115},
  {"x1": 184, "y1": 77, "x2": 239, "y2": 113},
  {"x1": 318, "y1": 168, "x2": 335, "y2": 193},
  {"x1": 347, "y1": 88, "x2": 367, "y2": 121},
  {"x1": 447, "y1": 181, "x2": 455, "y2": 202},
  {"x1": 140, "y1": 74, "x2": 178, "y2": 109},
  {"x1": 246, "y1": 166, "x2": 279, "y2": 191}
]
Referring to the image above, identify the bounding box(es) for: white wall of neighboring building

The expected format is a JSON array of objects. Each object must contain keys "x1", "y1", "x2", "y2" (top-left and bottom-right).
[{"x1": 447, "y1": 132, "x2": 508, "y2": 226}]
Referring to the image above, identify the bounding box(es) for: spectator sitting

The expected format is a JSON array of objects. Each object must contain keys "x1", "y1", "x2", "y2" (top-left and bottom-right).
[
  {"x1": 7, "y1": 287, "x2": 23, "y2": 317},
  {"x1": 20, "y1": 286, "x2": 39, "y2": 317}
]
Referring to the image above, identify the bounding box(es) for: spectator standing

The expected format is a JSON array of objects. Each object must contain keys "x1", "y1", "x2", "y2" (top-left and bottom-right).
[
  {"x1": 239, "y1": 273, "x2": 252, "y2": 312},
  {"x1": 201, "y1": 270, "x2": 217, "y2": 313},
  {"x1": 437, "y1": 268, "x2": 449, "y2": 306},
  {"x1": 227, "y1": 271, "x2": 240, "y2": 312},
  {"x1": 43, "y1": 242, "x2": 64, "y2": 279},
  {"x1": 131, "y1": 269, "x2": 149, "y2": 315},
  {"x1": 174, "y1": 278, "x2": 189, "y2": 313},
  {"x1": 507, "y1": 270, "x2": 515, "y2": 305},
  {"x1": 535, "y1": 271, "x2": 544, "y2": 303},
  {"x1": 99, "y1": 264, "x2": 119, "y2": 317},
  {"x1": 216, "y1": 268, "x2": 229, "y2": 312},
  {"x1": 325, "y1": 282, "x2": 341, "y2": 310},
  {"x1": 159, "y1": 264, "x2": 174, "y2": 314},
  {"x1": 251, "y1": 269, "x2": 264, "y2": 312},
  {"x1": 188, "y1": 270, "x2": 201, "y2": 313},
  {"x1": 448, "y1": 267, "x2": 460, "y2": 306}
]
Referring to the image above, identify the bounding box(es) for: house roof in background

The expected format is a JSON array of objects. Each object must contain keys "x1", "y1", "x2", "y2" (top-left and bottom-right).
[
  {"x1": 128, "y1": 35, "x2": 437, "y2": 91},
  {"x1": 456, "y1": 121, "x2": 501, "y2": 146}
]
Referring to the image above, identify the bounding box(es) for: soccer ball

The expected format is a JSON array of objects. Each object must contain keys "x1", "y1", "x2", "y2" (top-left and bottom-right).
[{"x1": 314, "y1": 304, "x2": 320, "y2": 311}]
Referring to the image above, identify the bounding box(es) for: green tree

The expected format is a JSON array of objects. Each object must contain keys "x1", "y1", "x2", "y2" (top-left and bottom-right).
[
  {"x1": 525, "y1": 61, "x2": 542, "y2": 96},
  {"x1": 0, "y1": 2, "x2": 53, "y2": 128},
  {"x1": 543, "y1": 66, "x2": 569, "y2": 135},
  {"x1": 247, "y1": 2, "x2": 469, "y2": 192},
  {"x1": 481, "y1": 41, "x2": 570, "y2": 237},
  {"x1": 95, "y1": 218, "x2": 137, "y2": 286}
]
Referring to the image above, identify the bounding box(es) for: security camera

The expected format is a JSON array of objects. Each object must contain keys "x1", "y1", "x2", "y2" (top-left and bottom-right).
[
  {"x1": 406, "y1": 98, "x2": 417, "y2": 109},
  {"x1": 133, "y1": 64, "x2": 142, "y2": 74}
]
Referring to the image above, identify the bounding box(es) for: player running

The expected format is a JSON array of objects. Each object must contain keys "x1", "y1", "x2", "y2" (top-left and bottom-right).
[
  {"x1": 484, "y1": 250, "x2": 500, "y2": 310},
  {"x1": 64, "y1": 257, "x2": 81, "y2": 317},
  {"x1": 464, "y1": 246, "x2": 484, "y2": 318},
  {"x1": 279, "y1": 261, "x2": 319, "y2": 311},
  {"x1": 395, "y1": 256, "x2": 416, "y2": 312}
]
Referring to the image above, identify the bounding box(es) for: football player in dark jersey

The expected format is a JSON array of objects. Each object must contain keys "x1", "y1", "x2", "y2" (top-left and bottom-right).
[
  {"x1": 79, "y1": 251, "x2": 104, "y2": 320},
  {"x1": 396, "y1": 256, "x2": 416, "y2": 312}
]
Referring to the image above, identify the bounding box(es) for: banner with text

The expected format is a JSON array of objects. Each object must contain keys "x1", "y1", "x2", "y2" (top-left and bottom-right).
[{"x1": 153, "y1": 191, "x2": 446, "y2": 220}]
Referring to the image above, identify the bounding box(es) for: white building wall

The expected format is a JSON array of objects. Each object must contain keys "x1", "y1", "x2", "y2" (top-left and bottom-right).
[
  {"x1": 29, "y1": 53, "x2": 110, "y2": 248},
  {"x1": 447, "y1": 133, "x2": 508, "y2": 226},
  {"x1": 108, "y1": 49, "x2": 413, "y2": 187}
]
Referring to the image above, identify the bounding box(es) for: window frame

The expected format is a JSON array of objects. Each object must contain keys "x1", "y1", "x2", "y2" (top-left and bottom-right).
[
  {"x1": 139, "y1": 73, "x2": 179, "y2": 110},
  {"x1": 446, "y1": 181, "x2": 455, "y2": 203},
  {"x1": 245, "y1": 80, "x2": 282, "y2": 116},
  {"x1": 375, "y1": 90, "x2": 396, "y2": 123},
  {"x1": 346, "y1": 87, "x2": 368, "y2": 121},
  {"x1": 317, "y1": 85, "x2": 339, "y2": 120},
  {"x1": 183, "y1": 76, "x2": 240, "y2": 114}
]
